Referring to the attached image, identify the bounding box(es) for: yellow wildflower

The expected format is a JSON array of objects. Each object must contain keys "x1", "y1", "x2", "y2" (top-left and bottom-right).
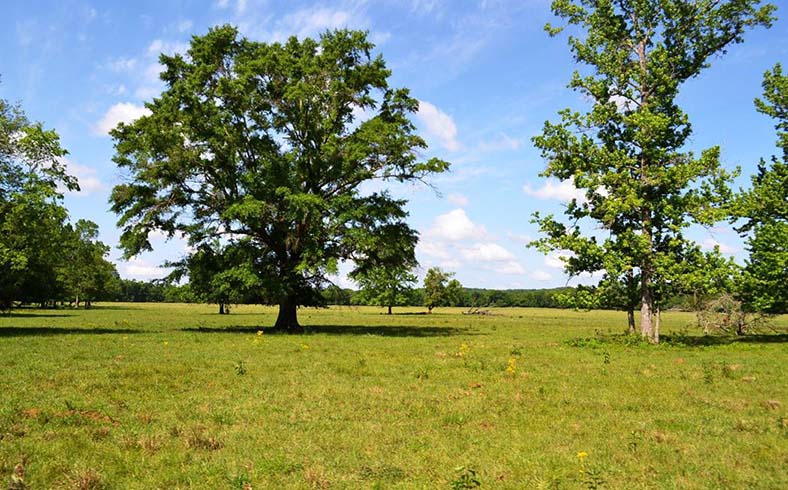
[
  {"x1": 506, "y1": 358, "x2": 516, "y2": 375},
  {"x1": 577, "y1": 451, "x2": 588, "y2": 460},
  {"x1": 257, "y1": 330, "x2": 263, "y2": 336}
]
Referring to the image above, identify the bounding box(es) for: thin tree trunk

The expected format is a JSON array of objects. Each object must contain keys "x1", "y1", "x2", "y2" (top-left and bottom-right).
[
  {"x1": 219, "y1": 303, "x2": 225, "y2": 315},
  {"x1": 274, "y1": 298, "x2": 302, "y2": 333},
  {"x1": 640, "y1": 269, "x2": 654, "y2": 341},
  {"x1": 654, "y1": 305, "x2": 661, "y2": 344},
  {"x1": 387, "y1": 305, "x2": 392, "y2": 315},
  {"x1": 627, "y1": 308, "x2": 635, "y2": 334}
]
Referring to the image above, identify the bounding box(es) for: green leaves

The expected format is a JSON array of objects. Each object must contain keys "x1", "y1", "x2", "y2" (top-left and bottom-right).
[
  {"x1": 109, "y1": 27, "x2": 447, "y2": 319},
  {"x1": 732, "y1": 63, "x2": 788, "y2": 313},
  {"x1": 532, "y1": 0, "x2": 773, "y2": 338}
]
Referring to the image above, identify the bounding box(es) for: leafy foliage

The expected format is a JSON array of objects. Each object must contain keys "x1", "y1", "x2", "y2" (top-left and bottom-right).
[
  {"x1": 734, "y1": 64, "x2": 788, "y2": 313},
  {"x1": 0, "y1": 90, "x2": 118, "y2": 309},
  {"x1": 109, "y1": 26, "x2": 448, "y2": 331},
  {"x1": 531, "y1": 0, "x2": 774, "y2": 341},
  {"x1": 422, "y1": 267, "x2": 463, "y2": 312}
]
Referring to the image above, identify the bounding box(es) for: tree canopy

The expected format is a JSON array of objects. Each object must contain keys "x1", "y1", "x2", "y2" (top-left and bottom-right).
[
  {"x1": 734, "y1": 63, "x2": 788, "y2": 313},
  {"x1": 0, "y1": 92, "x2": 118, "y2": 309},
  {"x1": 531, "y1": 0, "x2": 774, "y2": 342},
  {"x1": 109, "y1": 27, "x2": 448, "y2": 331}
]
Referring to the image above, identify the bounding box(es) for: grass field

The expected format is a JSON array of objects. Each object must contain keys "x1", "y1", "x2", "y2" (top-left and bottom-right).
[{"x1": 0, "y1": 304, "x2": 786, "y2": 489}]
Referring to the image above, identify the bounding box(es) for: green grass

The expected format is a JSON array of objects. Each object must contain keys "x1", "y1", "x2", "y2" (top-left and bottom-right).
[{"x1": 1, "y1": 304, "x2": 786, "y2": 489}]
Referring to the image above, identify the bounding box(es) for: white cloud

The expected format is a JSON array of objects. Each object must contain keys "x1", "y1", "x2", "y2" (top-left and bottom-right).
[
  {"x1": 478, "y1": 132, "x2": 522, "y2": 152},
  {"x1": 524, "y1": 178, "x2": 586, "y2": 203},
  {"x1": 494, "y1": 261, "x2": 525, "y2": 275},
  {"x1": 416, "y1": 100, "x2": 461, "y2": 152},
  {"x1": 529, "y1": 270, "x2": 552, "y2": 281},
  {"x1": 147, "y1": 39, "x2": 189, "y2": 57},
  {"x1": 544, "y1": 250, "x2": 573, "y2": 269},
  {"x1": 417, "y1": 239, "x2": 450, "y2": 260},
  {"x1": 120, "y1": 257, "x2": 169, "y2": 280},
  {"x1": 280, "y1": 8, "x2": 355, "y2": 39},
  {"x1": 461, "y1": 242, "x2": 515, "y2": 262},
  {"x1": 446, "y1": 193, "x2": 468, "y2": 207},
  {"x1": 702, "y1": 238, "x2": 737, "y2": 254},
  {"x1": 105, "y1": 57, "x2": 138, "y2": 72},
  {"x1": 94, "y1": 102, "x2": 151, "y2": 136},
  {"x1": 60, "y1": 158, "x2": 105, "y2": 196},
  {"x1": 215, "y1": 0, "x2": 230, "y2": 7},
  {"x1": 429, "y1": 209, "x2": 487, "y2": 242}
]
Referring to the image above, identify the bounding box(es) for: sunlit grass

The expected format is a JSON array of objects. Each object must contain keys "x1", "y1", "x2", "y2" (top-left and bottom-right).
[{"x1": 1, "y1": 304, "x2": 786, "y2": 488}]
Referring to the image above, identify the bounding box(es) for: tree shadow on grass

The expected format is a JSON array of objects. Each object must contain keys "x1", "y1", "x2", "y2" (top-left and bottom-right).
[
  {"x1": 1, "y1": 312, "x2": 73, "y2": 318},
  {"x1": 182, "y1": 324, "x2": 480, "y2": 337},
  {"x1": 0, "y1": 327, "x2": 144, "y2": 337},
  {"x1": 662, "y1": 333, "x2": 788, "y2": 347}
]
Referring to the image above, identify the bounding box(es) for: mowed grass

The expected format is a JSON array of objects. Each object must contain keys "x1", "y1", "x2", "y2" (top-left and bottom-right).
[{"x1": 0, "y1": 304, "x2": 786, "y2": 489}]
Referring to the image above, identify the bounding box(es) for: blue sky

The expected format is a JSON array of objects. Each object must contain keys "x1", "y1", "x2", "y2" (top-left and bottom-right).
[{"x1": 1, "y1": 0, "x2": 786, "y2": 289}]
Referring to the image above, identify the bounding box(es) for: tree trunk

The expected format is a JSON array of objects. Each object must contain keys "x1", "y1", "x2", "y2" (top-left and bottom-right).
[
  {"x1": 654, "y1": 305, "x2": 661, "y2": 344},
  {"x1": 427, "y1": 306, "x2": 433, "y2": 314},
  {"x1": 627, "y1": 308, "x2": 635, "y2": 334},
  {"x1": 387, "y1": 305, "x2": 392, "y2": 315},
  {"x1": 274, "y1": 298, "x2": 302, "y2": 333},
  {"x1": 640, "y1": 269, "x2": 654, "y2": 341},
  {"x1": 219, "y1": 303, "x2": 226, "y2": 315}
]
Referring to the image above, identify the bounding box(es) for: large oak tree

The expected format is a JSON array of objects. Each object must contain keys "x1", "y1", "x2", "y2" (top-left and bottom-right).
[{"x1": 110, "y1": 27, "x2": 448, "y2": 331}]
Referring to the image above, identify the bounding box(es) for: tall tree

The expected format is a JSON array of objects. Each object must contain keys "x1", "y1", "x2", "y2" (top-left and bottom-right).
[
  {"x1": 109, "y1": 27, "x2": 448, "y2": 332},
  {"x1": 530, "y1": 0, "x2": 774, "y2": 341},
  {"x1": 734, "y1": 63, "x2": 788, "y2": 313},
  {"x1": 0, "y1": 91, "x2": 77, "y2": 310}
]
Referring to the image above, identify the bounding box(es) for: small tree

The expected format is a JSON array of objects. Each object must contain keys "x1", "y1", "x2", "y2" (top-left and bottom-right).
[
  {"x1": 352, "y1": 265, "x2": 417, "y2": 314},
  {"x1": 62, "y1": 219, "x2": 119, "y2": 308},
  {"x1": 423, "y1": 267, "x2": 460, "y2": 313}
]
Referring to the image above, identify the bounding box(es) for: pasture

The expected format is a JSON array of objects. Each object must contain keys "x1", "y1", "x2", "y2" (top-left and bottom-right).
[{"x1": 1, "y1": 304, "x2": 786, "y2": 489}]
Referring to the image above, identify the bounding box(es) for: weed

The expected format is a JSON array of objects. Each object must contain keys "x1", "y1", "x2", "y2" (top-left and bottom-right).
[
  {"x1": 235, "y1": 360, "x2": 247, "y2": 376},
  {"x1": 451, "y1": 466, "x2": 481, "y2": 489},
  {"x1": 185, "y1": 426, "x2": 223, "y2": 451},
  {"x1": 65, "y1": 468, "x2": 106, "y2": 490}
]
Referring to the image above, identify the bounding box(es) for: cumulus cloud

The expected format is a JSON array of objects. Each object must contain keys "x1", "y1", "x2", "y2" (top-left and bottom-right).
[
  {"x1": 493, "y1": 261, "x2": 525, "y2": 275},
  {"x1": 544, "y1": 250, "x2": 573, "y2": 269},
  {"x1": 417, "y1": 239, "x2": 451, "y2": 260},
  {"x1": 120, "y1": 257, "x2": 170, "y2": 279},
  {"x1": 60, "y1": 158, "x2": 105, "y2": 196},
  {"x1": 529, "y1": 270, "x2": 552, "y2": 281},
  {"x1": 94, "y1": 103, "x2": 151, "y2": 136},
  {"x1": 524, "y1": 178, "x2": 586, "y2": 203},
  {"x1": 429, "y1": 209, "x2": 487, "y2": 242},
  {"x1": 461, "y1": 242, "x2": 515, "y2": 262},
  {"x1": 416, "y1": 100, "x2": 461, "y2": 152}
]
